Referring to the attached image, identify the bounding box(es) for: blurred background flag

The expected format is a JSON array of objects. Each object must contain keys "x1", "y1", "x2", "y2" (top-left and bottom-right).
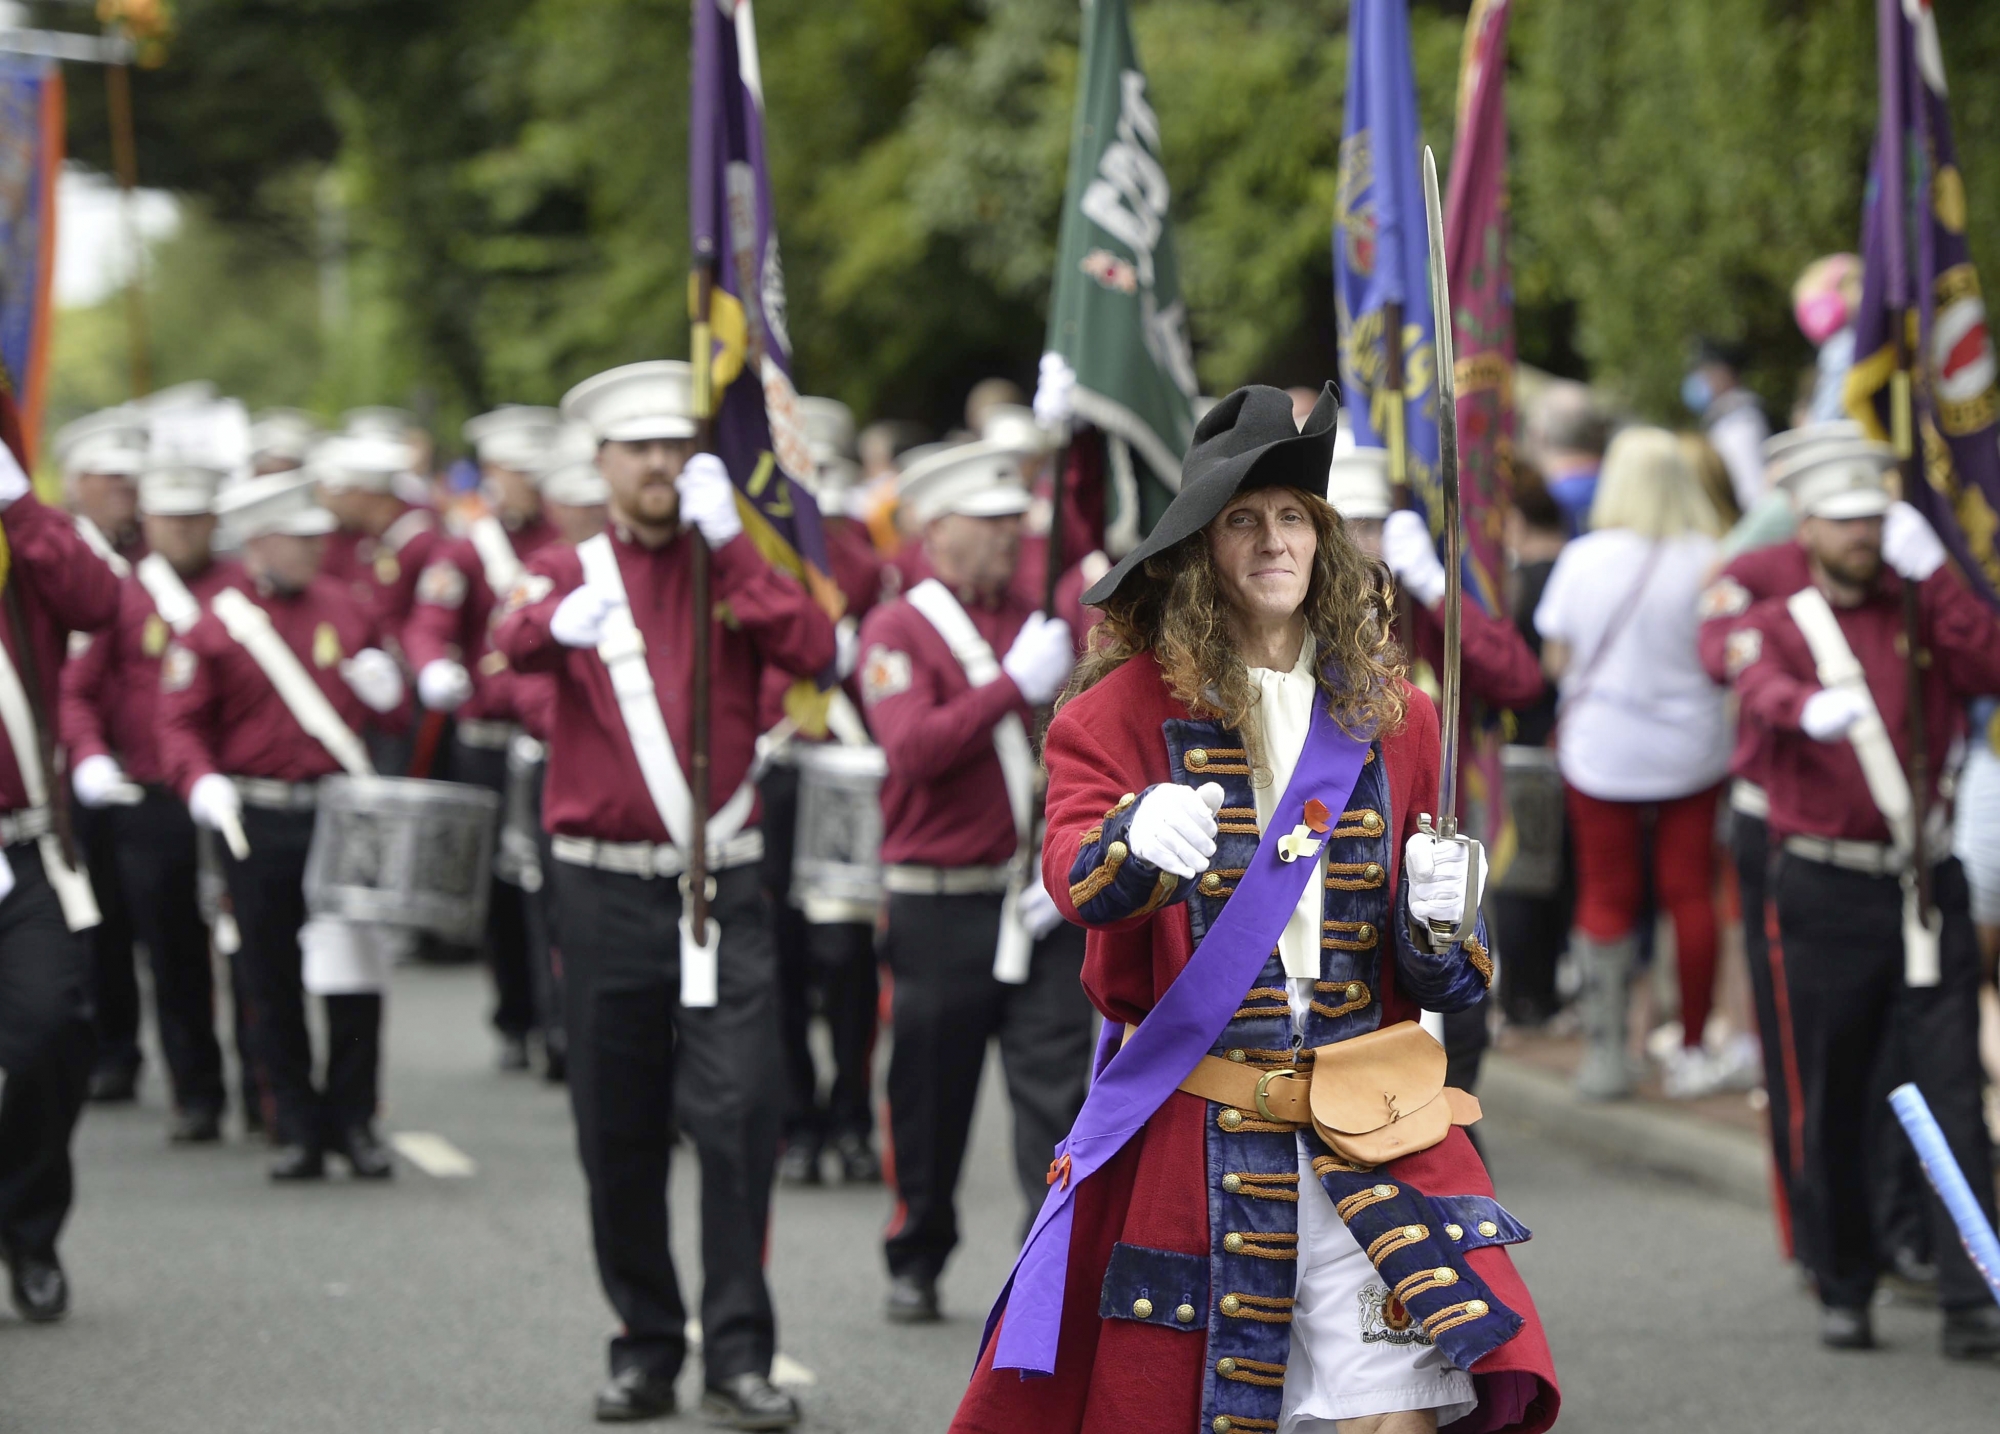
[
  {"x1": 0, "y1": 55, "x2": 62, "y2": 465},
  {"x1": 1046, "y1": 0, "x2": 1198, "y2": 555},
  {"x1": 1846, "y1": 0, "x2": 2000, "y2": 608},
  {"x1": 689, "y1": 0, "x2": 834, "y2": 603}
]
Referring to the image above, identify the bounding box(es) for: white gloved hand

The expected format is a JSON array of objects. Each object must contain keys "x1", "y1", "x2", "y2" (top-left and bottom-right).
[
  {"x1": 1883, "y1": 500, "x2": 1947, "y2": 582},
  {"x1": 549, "y1": 583, "x2": 620, "y2": 649},
  {"x1": 1382, "y1": 509, "x2": 1449, "y2": 608},
  {"x1": 835, "y1": 619, "x2": 861, "y2": 681},
  {"x1": 1019, "y1": 875, "x2": 1066, "y2": 939},
  {"x1": 72, "y1": 753, "x2": 129, "y2": 810},
  {"x1": 1126, "y1": 781, "x2": 1225, "y2": 880},
  {"x1": 676, "y1": 452, "x2": 743, "y2": 549},
  {"x1": 187, "y1": 772, "x2": 242, "y2": 833},
  {"x1": 1801, "y1": 686, "x2": 1871, "y2": 742},
  {"x1": 1001, "y1": 612, "x2": 1076, "y2": 705},
  {"x1": 340, "y1": 647, "x2": 405, "y2": 714},
  {"x1": 1034, "y1": 352, "x2": 1078, "y2": 430},
  {"x1": 1405, "y1": 831, "x2": 1481, "y2": 929},
  {"x1": 0, "y1": 442, "x2": 29, "y2": 508},
  {"x1": 417, "y1": 659, "x2": 474, "y2": 713}
]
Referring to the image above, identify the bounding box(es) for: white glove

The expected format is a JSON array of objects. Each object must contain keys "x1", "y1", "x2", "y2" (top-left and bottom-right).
[
  {"x1": 835, "y1": 619, "x2": 861, "y2": 681},
  {"x1": 187, "y1": 772, "x2": 242, "y2": 833},
  {"x1": 1034, "y1": 352, "x2": 1078, "y2": 430},
  {"x1": 1883, "y1": 500, "x2": 1947, "y2": 582},
  {"x1": 340, "y1": 647, "x2": 405, "y2": 714},
  {"x1": 1801, "y1": 686, "x2": 1871, "y2": 742},
  {"x1": 549, "y1": 583, "x2": 620, "y2": 649},
  {"x1": 1001, "y1": 612, "x2": 1076, "y2": 705},
  {"x1": 676, "y1": 452, "x2": 743, "y2": 549},
  {"x1": 1019, "y1": 875, "x2": 1066, "y2": 939},
  {"x1": 1382, "y1": 509, "x2": 1449, "y2": 608},
  {"x1": 417, "y1": 659, "x2": 474, "y2": 712},
  {"x1": 1406, "y1": 831, "x2": 1482, "y2": 929},
  {"x1": 1127, "y1": 782, "x2": 1225, "y2": 880},
  {"x1": 0, "y1": 442, "x2": 29, "y2": 508},
  {"x1": 72, "y1": 753, "x2": 129, "y2": 809}
]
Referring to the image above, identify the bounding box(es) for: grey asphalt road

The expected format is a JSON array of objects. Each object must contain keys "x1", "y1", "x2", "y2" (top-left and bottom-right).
[{"x1": 2, "y1": 963, "x2": 1996, "y2": 1432}]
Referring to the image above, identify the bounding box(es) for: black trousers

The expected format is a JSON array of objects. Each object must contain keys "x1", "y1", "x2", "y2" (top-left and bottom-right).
[
  {"x1": 1732, "y1": 811, "x2": 1798, "y2": 1233},
  {"x1": 1775, "y1": 852, "x2": 1998, "y2": 1311},
  {"x1": 220, "y1": 806, "x2": 382, "y2": 1149},
  {"x1": 113, "y1": 790, "x2": 224, "y2": 1116},
  {"x1": 881, "y1": 891, "x2": 1093, "y2": 1281},
  {"x1": 760, "y1": 764, "x2": 878, "y2": 1145},
  {"x1": 0, "y1": 844, "x2": 95, "y2": 1260},
  {"x1": 555, "y1": 858, "x2": 781, "y2": 1385},
  {"x1": 447, "y1": 739, "x2": 539, "y2": 1041},
  {"x1": 78, "y1": 801, "x2": 138, "y2": 1079}
]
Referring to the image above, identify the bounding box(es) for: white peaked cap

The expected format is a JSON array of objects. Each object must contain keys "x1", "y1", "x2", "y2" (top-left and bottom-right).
[
  {"x1": 250, "y1": 408, "x2": 322, "y2": 465},
  {"x1": 561, "y1": 361, "x2": 697, "y2": 443},
  {"x1": 135, "y1": 380, "x2": 220, "y2": 413},
  {"x1": 1773, "y1": 437, "x2": 1898, "y2": 520},
  {"x1": 981, "y1": 403, "x2": 1059, "y2": 457},
  {"x1": 216, "y1": 470, "x2": 339, "y2": 540},
  {"x1": 463, "y1": 404, "x2": 563, "y2": 470},
  {"x1": 896, "y1": 439, "x2": 1032, "y2": 526},
  {"x1": 534, "y1": 422, "x2": 607, "y2": 506},
  {"x1": 309, "y1": 432, "x2": 413, "y2": 494},
  {"x1": 1327, "y1": 446, "x2": 1394, "y2": 521},
  {"x1": 139, "y1": 455, "x2": 227, "y2": 517},
  {"x1": 798, "y1": 396, "x2": 856, "y2": 464},
  {"x1": 53, "y1": 407, "x2": 147, "y2": 478},
  {"x1": 1761, "y1": 419, "x2": 1862, "y2": 468}
]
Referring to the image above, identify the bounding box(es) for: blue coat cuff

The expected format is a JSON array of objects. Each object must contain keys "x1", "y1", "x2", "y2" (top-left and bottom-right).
[
  {"x1": 1391, "y1": 885, "x2": 1493, "y2": 1011},
  {"x1": 1067, "y1": 784, "x2": 1189, "y2": 925}
]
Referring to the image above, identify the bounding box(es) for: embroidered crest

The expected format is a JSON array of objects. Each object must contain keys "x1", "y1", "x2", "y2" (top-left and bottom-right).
[
  {"x1": 162, "y1": 644, "x2": 197, "y2": 693},
  {"x1": 373, "y1": 551, "x2": 402, "y2": 586},
  {"x1": 478, "y1": 649, "x2": 509, "y2": 677},
  {"x1": 142, "y1": 613, "x2": 170, "y2": 658},
  {"x1": 1358, "y1": 1281, "x2": 1432, "y2": 1346},
  {"x1": 67, "y1": 632, "x2": 92, "y2": 660},
  {"x1": 1724, "y1": 628, "x2": 1763, "y2": 677},
  {"x1": 1697, "y1": 576, "x2": 1751, "y2": 620},
  {"x1": 417, "y1": 561, "x2": 468, "y2": 610},
  {"x1": 313, "y1": 622, "x2": 343, "y2": 669},
  {"x1": 861, "y1": 645, "x2": 912, "y2": 705},
  {"x1": 503, "y1": 573, "x2": 555, "y2": 617}
]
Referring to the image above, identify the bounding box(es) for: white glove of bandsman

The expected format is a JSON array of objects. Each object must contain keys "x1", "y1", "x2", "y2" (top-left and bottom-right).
[
  {"x1": 340, "y1": 648, "x2": 404, "y2": 714},
  {"x1": 1001, "y1": 613, "x2": 1075, "y2": 705},
  {"x1": 187, "y1": 772, "x2": 243, "y2": 833},
  {"x1": 1381, "y1": 509, "x2": 1449, "y2": 608},
  {"x1": 1800, "y1": 687, "x2": 1870, "y2": 743},
  {"x1": 1882, "y1": 500, "x2": 1946, "y2": 582},
  {"x1": 1126, "y1": 782, "x2": 1225, "y2": 880},
  {"x1": 677, "y1": 452, "x2": 744, "y2": 550},
  {"x1": 417, "y1": 658, "x2": 474, "y2": 713},
  {"x1": 549, "y1": 584, "x2": 620, "y2": 649}
]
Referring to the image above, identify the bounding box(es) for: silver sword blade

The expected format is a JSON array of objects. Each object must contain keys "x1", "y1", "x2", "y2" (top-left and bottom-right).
[{"x1": 1422, "y1": 144, "x2": 1463, "y2": 837}]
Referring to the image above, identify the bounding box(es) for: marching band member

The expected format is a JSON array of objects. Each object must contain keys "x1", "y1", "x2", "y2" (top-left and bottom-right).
[
  {"x1": 952, "y1": 384, "x2": 1557, "y2": 1434},
  {"x1": 406, "y1": 404, "x2": 565, "y2": 1071},
  {"x1": 249, "y1": 409, "x2": 322, "y2": 478},
  {"x1": 313, "y1": 428, "x2": 441, "y2": 641},
  {"x1": 854, "y1": 441, "x2": 1091, "y2": 1324},
  {"x1": 1728, "y1": 445, "x2": 2000, "y2": 1358},
  {"x1": 494, "y1": 360, "x2": 832, "y2": 1428},
  {"x1": 159, "y1": 473, "x2": 409, "y2": 1183},
  {"x1": 59, "y1": 454, "x2": 243, "y2": 1144},
  {"x1": 0, "y1": 434, "x2": 123, "y2": 1324}
]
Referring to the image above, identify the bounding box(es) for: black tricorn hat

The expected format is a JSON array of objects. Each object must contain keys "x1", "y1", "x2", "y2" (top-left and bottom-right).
[{"x1": 1081, "y1": 382, "x2": 1340, "y2": 608}]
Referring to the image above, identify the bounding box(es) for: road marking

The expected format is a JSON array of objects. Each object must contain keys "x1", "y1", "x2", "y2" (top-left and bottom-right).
[
  {"x1": 389, "y1": 1131, "x2": 477, "y2": 1178},
  {"x1": 685, "y1": 1319, "x2": 817, "y2": 1387}
]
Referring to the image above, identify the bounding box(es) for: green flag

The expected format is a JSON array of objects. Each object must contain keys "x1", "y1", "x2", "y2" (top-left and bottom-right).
[{"x1": 1047, "y1": 0, "x2": 1198, "y2": 553}]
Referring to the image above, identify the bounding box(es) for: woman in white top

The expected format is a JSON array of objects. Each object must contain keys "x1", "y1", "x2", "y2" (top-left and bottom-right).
[{"x1": 1536, "y1": 427, "x2": 1730, "y2": 1099}]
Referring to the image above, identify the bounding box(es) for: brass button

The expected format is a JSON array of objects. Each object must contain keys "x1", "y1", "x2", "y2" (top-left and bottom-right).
[
  {"x1": 1355, "y1": 922, "x2": 1377, "y2": 945},
  {"x1": 1360, "y1": 811, "x2": 1384, "y2": 836},
  {"x1": 1219, "y1": 1109, "x2": 1244, "y2": 1131},
  {"x1": 1363, "y1": 862, "x2": 1385, "y2": 884},
  {"x1": 1214, "y1": 1420, "x2": 1234, "y2": 1434},
  {"x1": 1374, "y1": 1183, "x2": 1396, "y2": 1198},
  {"x1": 1345, "y1": 982, "x2": 1366, "y2": 1003},
  {"x1": 1219, "y1": 1294, "x2": 1241, "y2": 1316},
  {"x1": 1221, "y1": 1173, "x2": 1242, "y2": 1194},
  {"x1": 1226, "y1": 1048, "x2": 1247, "y2": 1063},
  {"x1": 1119, "y1": 792, "x2": 1137, "y2": 807},
  {"x1": 1216, "y1": 1357, "x2": 1238, "y2": 1376},
  {"x1": 1466, "y1": 1300, "x2": 1489, "y2": 1317},
  {"x1": 1435, "y1": 1266, "x2": 1458, "y2": 1285},
  {"x1": 1444, "y1": 1223, "x2": 1464, "y2": 1241},
  {"x1": 1200, "y1": 872, "x2": 1225, "y2": 895},
  {"x1": 1131, "y1": 1297, "x2": 1154, "y2": 1319},
  {"x1": 1404, "y1": 1225, "x2": 1426, "y2": 1241},
  {"x1": 1107, "y1": 840, "x2": 1129, "y2": 862},
  {"x1": 1186, "y1": 748, "x2": 1209, "y2": 769},
  {"x1": 1477, "y1": 1220, "x2": 1499, "y2": 1238},
  {"x1": 1175, "y1": 1303, "x2": 1196, "y2": 1324},
  {"x1": 1223, "y1": 1233, "x2": 1244, "y2": 1254}
]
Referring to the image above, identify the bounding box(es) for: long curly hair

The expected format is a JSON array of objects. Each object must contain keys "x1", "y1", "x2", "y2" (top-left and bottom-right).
[{"x1": 1064, "y1": 490, "x2": 1407, "y2": 769}]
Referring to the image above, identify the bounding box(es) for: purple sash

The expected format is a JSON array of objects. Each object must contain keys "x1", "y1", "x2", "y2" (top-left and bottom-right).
[{"x1": 986, "y1": 701, "x2": 1372, "y2": 1376}]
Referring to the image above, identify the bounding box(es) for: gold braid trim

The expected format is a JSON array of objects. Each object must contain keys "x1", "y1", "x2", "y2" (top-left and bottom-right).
[
  {"x1": 1335, "y1": 1184, "x2": 1399, "y2": 1221},
  {"x1": 1366, "y1": 1224, "x2": 1430, "y2": 1264},
  {"x1": 1133, "y1": 869, "x2": 1179, "y2": 918},
  {"x1": 1422, "y1": 1299, "x2": 1492, "y2": 1340},
  {"x1": 1219, "y1": 1292, "x2": 1295, "y2": 1323},
  {"x1": 1226, "y1": 1171, "x2": 1300, "y2": 1203},
  {"x1": 1465, "y1": 934, "x2": 1494, "y2": 986},
  {"x1": 1308, "y1": 981, "x2": 1371, "y2": 1019},
  {"x1": 1310, "y1": 1153, "x2": 1375, "y2": 1177},
  {"x1": 1215, "y1": 1356, "x2": 1286, "y2": 1387},
  {"x1": 1392, "y1": 1266, "x2": 1461, "y2": 1306},
  {"x1": 1067, "y1": 841, "x2": 1128, "y2": 906}
]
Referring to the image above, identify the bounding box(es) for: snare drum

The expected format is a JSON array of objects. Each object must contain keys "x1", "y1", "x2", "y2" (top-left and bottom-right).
[
  {"x1": 303, "y1": 776, "x2": 501, "y2": 943},
  {"x1": 791, "y1": 742, "x2": 886, "y2": 923}
]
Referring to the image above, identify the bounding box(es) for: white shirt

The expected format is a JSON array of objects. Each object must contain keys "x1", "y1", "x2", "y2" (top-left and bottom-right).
[
  {"x1": 1248, "y1": 636, "x2": 1326, "y2": 1029},
  {"x1": 1534, "y1": 528, "x2": 1730, "y2": 802}
]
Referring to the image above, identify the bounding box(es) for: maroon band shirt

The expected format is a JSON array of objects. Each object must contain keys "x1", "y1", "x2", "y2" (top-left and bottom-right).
[
  {"x1": 322, "y1": 503, "x2": 443, "y2": 637},
  {"x1": 404, "y1": 516, "x2": 560, "y2": 724},
  {"x1": 755, "y1": 513, "x2": 887, "y2": 734},
  {"x1": 1696, "y1": 541, "x2": 1813, "y2": 794},
  {"x1": 494, "y1": 525, "x2": 835, "y2": 845}
]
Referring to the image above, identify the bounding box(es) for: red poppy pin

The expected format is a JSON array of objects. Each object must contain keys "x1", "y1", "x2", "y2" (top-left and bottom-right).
[{"x1": 1303, "y1": 799, "x2": 1331, "y2": 834}]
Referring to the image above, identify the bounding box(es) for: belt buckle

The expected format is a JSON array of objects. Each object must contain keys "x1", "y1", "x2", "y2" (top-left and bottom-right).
[{"x1": 1254, "y1": 1067, "x2": 1299, "y2": 1124}]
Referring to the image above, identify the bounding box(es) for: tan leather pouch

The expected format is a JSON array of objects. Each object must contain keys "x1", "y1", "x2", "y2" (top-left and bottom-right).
[{"x1": 1307, "y1": 1020, "x2": 1479, "y2": 1166}]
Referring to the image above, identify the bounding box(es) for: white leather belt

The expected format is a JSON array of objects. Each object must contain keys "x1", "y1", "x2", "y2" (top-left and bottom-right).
[
  {"x1": 233, "y1": 777, "x2": 319, "y2": 811},
  {"x1": 455, "y1": 719, "x2": 520, "y2": 751},
  {"x1": 0, "y1": 805, "x2": 53, "y2": 845},
  {"x1": 551, "y1": 830, "x2": 764, "y2": 879},
  {"x1": 1729, "y1": 780, "x2": 1769, "y2": 820},
  {"x1": 883, "y1": 863, "x2": 1014, "y2": 896}
]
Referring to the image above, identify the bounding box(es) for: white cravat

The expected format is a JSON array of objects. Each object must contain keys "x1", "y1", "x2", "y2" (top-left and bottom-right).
[{"x1": 1249, "y1": 636, "x2": 1327, "y2": 1031}]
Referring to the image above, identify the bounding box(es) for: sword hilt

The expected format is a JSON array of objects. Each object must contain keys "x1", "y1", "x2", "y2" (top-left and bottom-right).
[{"x1": 1415, "y1": 812, "x2": 1483, "y2": 946}]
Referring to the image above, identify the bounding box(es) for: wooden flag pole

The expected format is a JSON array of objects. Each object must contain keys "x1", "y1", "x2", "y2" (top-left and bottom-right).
[
  {"x1": 1889, "y1": 309, "x2": 1932, "y2": 921},
  {"x1": 687, "y1": 259, "x2": 717, "y2": 939}
]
